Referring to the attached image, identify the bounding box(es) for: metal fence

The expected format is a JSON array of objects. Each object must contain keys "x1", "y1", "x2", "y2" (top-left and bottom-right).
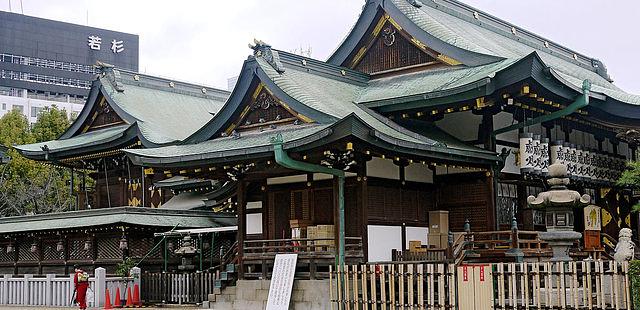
[{"x1": 330, "y1": 260, "x2": 631, "y2": 310}]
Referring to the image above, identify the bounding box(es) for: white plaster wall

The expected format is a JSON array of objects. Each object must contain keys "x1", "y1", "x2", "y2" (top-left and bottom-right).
[
  {"x1": 493, "y1": 112, "x2": 518, "y2": 143},
  {"x1": 405, "y1": 163, "x2": 433, "y2": 183},
  {"x1": 266, "y1": 174, "x2": 307, "y2": 185},
  {"x1": 366, "y1": 157, "x2": 399, "y2": 180},
  {"x1": 246, "y1": 213, "x2": 263, "y2": 235},
  {"x1": 435, "y1": 111, "x2": 482, "y2": 142},
  {"x1": 405, "y1": 226, "x2": 429, "y2": 248},
  {"x1": 367, "y1": 225, "x2": 402, "y2": 262},
  {"x1": 498, "y1": 145, "x2": 520, "y2": 174}
]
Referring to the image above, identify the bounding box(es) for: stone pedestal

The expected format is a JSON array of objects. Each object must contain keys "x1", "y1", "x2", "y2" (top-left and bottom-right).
[{"x1": 539, "y1": 231, "x2": 582, "y2": 261}]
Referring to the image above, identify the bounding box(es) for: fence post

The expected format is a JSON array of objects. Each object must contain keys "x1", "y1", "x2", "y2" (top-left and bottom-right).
[
  {"x1": 45, "y1": 274, "x2": 54, "y2": 306},
  {"x1": 1, "y1": 274, "x2": 9, "y2": 304},
  {"x1": 70, "y1": 272, "x2": 76, "y2": 306},
  {"x1": 22, "y1": 274, "x2": 32, "y2": 305},
  {"x1": 131, "y1": 267, "x2": 141, "y2": 304},
  {"x1": 131, "y1": 266, "x2": 141, "y2": 289},
  {"x1": 94, "y1": 267, "x2": 106, "y2": 307}
]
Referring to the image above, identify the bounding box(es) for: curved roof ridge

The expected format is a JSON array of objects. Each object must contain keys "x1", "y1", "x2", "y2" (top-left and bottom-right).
[{"x1": 412, "y1": 0, "x2": 609, "y2": 78}]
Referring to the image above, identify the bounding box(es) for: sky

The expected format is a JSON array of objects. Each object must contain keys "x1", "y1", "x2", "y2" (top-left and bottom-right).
[{"x1": 1, "y1": 0, "x2": 639, "y2": 94}]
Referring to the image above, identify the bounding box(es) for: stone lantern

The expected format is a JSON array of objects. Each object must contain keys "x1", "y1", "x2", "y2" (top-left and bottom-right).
[
  {"x1": 527, "y1": 163, "x2": 590, "y2": 261},
  {"x1": 174, "y1": 235, "x2": 198, "y2": 271}
]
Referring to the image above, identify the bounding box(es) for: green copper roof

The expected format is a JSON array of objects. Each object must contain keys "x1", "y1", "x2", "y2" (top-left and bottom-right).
[
  {"x1": 357, "y1": 58, "x2": 518, "y2": 105},
  {"x1": 15, "y1": 68, "x2": 230, "y2": 160},
  {"x1": 390, "y1": 0, "x2": 640, "y2": 105},
  {"x1": 15, "y1": 124, "x2": 132, "y2": 156},
  {"x1": 256, "y1": 57, "x2": 433, "y2": 145},
  {"x1": 0, "y1": 207, "x2": 236, "y2": 234},
  {"x1": 125, "y1": 50, "x2": 497, "y2": 166},
  {"x1": 99, "y1": 70, "x2": 228, "y2": 144},
  {"x1": 126, "y1": 123, "x2": 330, "y2": 162}
]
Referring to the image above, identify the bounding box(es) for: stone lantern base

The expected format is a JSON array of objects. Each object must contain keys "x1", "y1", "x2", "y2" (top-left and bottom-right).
[{"x1": 539, "y1": 230, "x2": 582, "y2": 261}]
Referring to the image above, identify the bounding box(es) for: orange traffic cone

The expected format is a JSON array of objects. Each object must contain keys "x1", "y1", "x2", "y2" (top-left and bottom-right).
[
  {"x1": 104, "y1": 288, "x2": 113, "y2": 309},
  {"x1": 125, "y1": 286, "x2": 134, "y2": 308},
  {"x1": 114, "y1": 287, "x2": 122, "y2": 308},
  {"x1": 132, "y1": 284, "x2": 141, "y2": 307}
]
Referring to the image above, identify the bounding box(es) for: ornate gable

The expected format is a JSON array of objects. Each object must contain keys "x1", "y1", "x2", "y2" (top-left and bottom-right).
[
  {"x1": 348, "y1": 12, "x2": 461, "y2": 74},
  {"x1": 223, "y1": 83, "x2": 312, "y2": 135},
  {"x1": 82, "y1": 96, "x2": 126, "y2": 133}
]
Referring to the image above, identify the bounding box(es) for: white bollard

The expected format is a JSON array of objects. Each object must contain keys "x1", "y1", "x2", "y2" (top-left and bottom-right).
[{"x1": 94, "y1": 267, "x2": 106, "y2": 307}]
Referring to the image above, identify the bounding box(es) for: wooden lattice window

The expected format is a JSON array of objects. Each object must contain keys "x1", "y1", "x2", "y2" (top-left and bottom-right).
[
  {"x1": 97, "y1": 237, "x2": 121, "y2": 259},
  {"x1": 68, "y1": 239, "x2": 92, "y2": 260},
  {"x1": 129, "y1": 238, "x2": 156, "y2": 259},
  {"x1": 18, "y1": 242, "x2": 38, "y2": 261},
  {"x1": 43, "y1": 240, "x2": 65, "y2": 261}
]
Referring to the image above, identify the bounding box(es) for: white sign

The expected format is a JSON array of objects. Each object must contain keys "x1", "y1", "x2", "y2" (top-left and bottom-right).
[
  {"x1": 87, "y1": 35, "x2": 102, "y2": 50},
  {"x1": 87, "y1": 35, "x2": 125, "y2": 53},
  {"x1": 111, "y1": 39, "x2": 124, "y2": 53},
  {"x1": 266, "y1": 254, "x2": 298, "y2": 310}
]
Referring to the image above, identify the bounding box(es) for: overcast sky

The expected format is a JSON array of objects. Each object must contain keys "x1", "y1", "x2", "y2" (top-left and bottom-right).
[{"x1": 2, "y1": 0, "x2": 639, "y2": 94}]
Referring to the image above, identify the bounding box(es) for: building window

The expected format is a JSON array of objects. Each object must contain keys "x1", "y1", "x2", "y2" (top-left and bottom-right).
[
  {"x1": 13, "y1": 105, "x2": 24, "y2": 113},
  {"x1": 1, "y1": 103, "x2": 5, "y2": 110},
  {"x1": 31, "y1": 106, "x2": 43, "y2": 118},
  {"x1": 0, "y1": 53, "x2": 97, "y2": 74}
]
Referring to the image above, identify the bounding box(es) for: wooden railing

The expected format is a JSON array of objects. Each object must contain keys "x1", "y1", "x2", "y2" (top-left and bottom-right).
[
  {"x1": 391, "y1": 248, "x2": 448, "y2": 262},
  {"x1": 460, "y1": 230, "x2": 552, "y2": 262},
  {"x1": 242, "y1": 237, "x2": 363, "y2": 279}
]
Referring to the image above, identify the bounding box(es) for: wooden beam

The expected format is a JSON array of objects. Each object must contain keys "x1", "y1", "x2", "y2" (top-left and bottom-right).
[{"x1": 237, "y1": 180, "x2": 246, "y2": 280}]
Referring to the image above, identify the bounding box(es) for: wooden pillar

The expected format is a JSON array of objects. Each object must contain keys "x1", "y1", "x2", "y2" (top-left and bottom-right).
[
  {"x1": 482, "y1": 111, "x2": 496, "y2": 151},
  {"x1": 359, "y1": 165, "x2": 369, "y2": 262},
  {"x1": 237, "y1": 180, "x2": 246, "y2": 279},
  {"x1": 486, "y1": 170, "x2": 497, "y2": 231},
  {"x1": 332, "y1": 177, "x2": 339, "y2": 258}
]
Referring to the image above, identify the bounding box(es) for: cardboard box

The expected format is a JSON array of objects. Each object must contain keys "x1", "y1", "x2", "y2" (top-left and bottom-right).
[
  {"x1": 409, "y1": 240, "x2": 422, "y2": 252},
  {"x1": 428, "y1": 211, "x2": 449, "y2": 234},
  {"x1": 289, "y1": 219, "x2": 312, "y2": 229}
]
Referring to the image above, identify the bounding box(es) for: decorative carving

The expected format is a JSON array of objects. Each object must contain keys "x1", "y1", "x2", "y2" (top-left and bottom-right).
[
  {"x1": 249, "y1": 39, "x2": 285, "y2": 73},
  {"x1": 86, "y1": 97, "x2": 124, "y2": 131},
  {"x1": 320, "y1": 150, "x2": 357, "y2": 171},
  {"x1": 230, "y1": 86, "x2": 303, "y2": 133},
  {"x1": 254, "y1": 92, "x2": 278, "y2": 110},
  {"x1": 382, "y1": 27, "x2": 396, "y2": 46},
  {"x1": 354, "y1": 22, "x2": 439, "y2": 74}
]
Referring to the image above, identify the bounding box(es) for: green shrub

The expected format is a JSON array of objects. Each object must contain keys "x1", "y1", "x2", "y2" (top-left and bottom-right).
[
  {"x1": 630, "y1": 260, "x2": 640, "y2": 310},
  {"x1": 115, "y1": 257, "x2": 136, "y2": 278}
]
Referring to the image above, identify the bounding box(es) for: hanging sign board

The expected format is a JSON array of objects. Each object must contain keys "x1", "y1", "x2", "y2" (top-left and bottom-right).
[
  {"x1": 584, "y1": 205, "x2": 601, "y2": 231},
  {"x1": 266, "y1": 254, "x2": 298, "y2": 310}
]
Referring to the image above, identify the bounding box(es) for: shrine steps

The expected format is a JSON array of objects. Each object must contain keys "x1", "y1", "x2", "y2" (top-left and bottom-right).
[{"x1": 204, "y1": 279, "x2": 330, "y2": 310}]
